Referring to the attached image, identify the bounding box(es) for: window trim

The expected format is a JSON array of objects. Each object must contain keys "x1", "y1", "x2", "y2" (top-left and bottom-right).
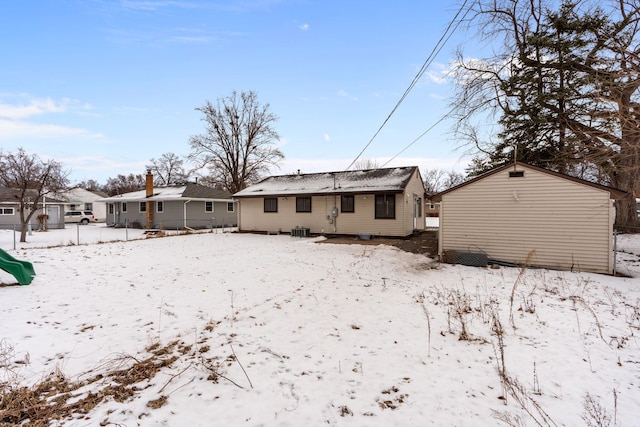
[
  {"x1": 296, "y1": 197, "x2": 312, "y2": 213},
  {"x1": 264, "y1": 197, "x2": 278, "y2": 213},
  {"x1": 205, "y1": 201, "x2": 213, "y2": 213},
  {"x1": 375, "y1": 193, "x2": 396, "y2": 219},
  {"x1": 139, "y1": 202, "x2": 147, "y2": 213},
  {"x1": 157, "y1": 201, "x2": 164, "y2": 213},
  {"x1": 122, "y1": 202, "x2": 127, "y2": 213},
  {"x1": 0, "y1": 207, "x2": 15, "y2": 215},
  {"x1": 341, "y1": 195, "x2": 355, "y2": 213},
  {"x1": 227, "y1": 202, "x2": 235, "y2": 213}
]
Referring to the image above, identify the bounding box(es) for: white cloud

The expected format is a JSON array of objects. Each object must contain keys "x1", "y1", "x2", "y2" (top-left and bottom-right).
[
  {"x1": 0, "y1": 119, "x2": 104, "y2": 140},
  {"x1": 419, "y1": 63, "x2": 452, "y2": 85},
  {"x1": 61, "y1": 154, "x2": 148, "y2": 180},
  {"x1": 323, "y1": 133, "x2": 330, "y2": 142},
  {"x1": 298, "y1": 23, "x2": 309, "y2": 31},
  {"x1": 0, "y1": 97, "x2": 69, "y2": 120},
  {"x1": 0, "y1": 95, "x2": 103, "y2": 140},
  {"x1": 337, "y1": 90, "x2": 358, "y2": 101},
  {"x1": 425, "y1": 70, "x2": 447, "y2": 84},
  {"x1": 274, "y1": 156, "x2": 471, "y2": 177}
]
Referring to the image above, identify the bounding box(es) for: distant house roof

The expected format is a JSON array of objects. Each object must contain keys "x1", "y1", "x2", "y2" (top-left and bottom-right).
[
  {"x1": 430, "y1": 162, "x2": 628, "y2": 202},
  {"x1": 98, "y1": 183, "x2": 233, "y2": 203},
  {"x1": 66, "y1": 187, "x2": 109, "y2": 198},
  {"x1": 58, "y1": 187, "x2": 109, "y2": 202},
  {"x1": 233, "y1": 166, "x2": 421, "y2": 198},
  {"x1": 0, "y1": 187, "x2": 66, "y2": 204}
]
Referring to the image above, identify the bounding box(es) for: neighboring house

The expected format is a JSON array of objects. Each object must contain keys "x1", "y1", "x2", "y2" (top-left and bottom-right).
[
  {"x1": 425, "y1": 198, "x2": 440, "y2": 217},
  {"x1": 98, "y1": 173, "x2": 237, "y2": 230},
  {"x1": 233, "y1": 166, "x2": 427, "y2": 237},
  {"x1": 431, "y1": 162, "x2": 626, "y2": 275},
  {"x1": 0, "y1": 188, "x2": 65, "y2": 230},
  {"x1": 58, "y1": 187, "x2": 108, "y2": 222}
]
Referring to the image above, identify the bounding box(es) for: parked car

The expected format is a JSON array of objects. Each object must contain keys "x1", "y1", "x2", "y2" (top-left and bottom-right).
[{"x1": 64, "y1": 210, "x2": 97, "y2": 225}]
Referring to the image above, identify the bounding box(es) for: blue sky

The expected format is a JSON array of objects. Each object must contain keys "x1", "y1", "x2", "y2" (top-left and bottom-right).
[{"x1": 1, "y1": 0, "x2": 478, "y2": 185}]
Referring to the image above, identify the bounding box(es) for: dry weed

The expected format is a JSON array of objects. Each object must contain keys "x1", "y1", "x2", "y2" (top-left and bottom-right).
[{"x1": 0, "y1": 340, "x2": 184, "y2": 425}]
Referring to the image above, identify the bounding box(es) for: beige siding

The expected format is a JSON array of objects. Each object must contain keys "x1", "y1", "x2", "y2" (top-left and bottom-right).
[
  {"x1": 237, "y1": 170, "x2": 426, "y2": 237},
  {"x1": 439, "y1": 166, "x2": 614, "y2": 274}
]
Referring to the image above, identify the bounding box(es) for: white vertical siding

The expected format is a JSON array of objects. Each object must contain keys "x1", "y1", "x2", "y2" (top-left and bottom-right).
[{"x1": 440, "y1": 166, "x2": 614, "y2": 274}]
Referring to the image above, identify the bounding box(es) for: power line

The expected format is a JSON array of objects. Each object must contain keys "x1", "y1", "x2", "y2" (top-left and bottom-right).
[
  {"x1": 346, "y1": 1, "x2": 472, "y2": 170},
  {"x1": 380, "y1": 106, "x2": 455, "y2": 168}
]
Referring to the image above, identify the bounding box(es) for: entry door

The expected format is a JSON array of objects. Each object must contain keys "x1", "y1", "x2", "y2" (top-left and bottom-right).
[{"x1": 413, "y1": 195, "x2": 422, "y2": 229}]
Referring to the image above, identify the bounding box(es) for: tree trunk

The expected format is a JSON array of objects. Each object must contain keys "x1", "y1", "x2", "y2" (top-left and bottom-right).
[
  {"x1": 20, "y1": 223, "x2": 28, "y2": 243},
  {"x1": 612, "y1": 163, "x2": 640, "y2": 231},
  {"x1": 615, "y1": 194, "x2": 639, "y2": 232}
]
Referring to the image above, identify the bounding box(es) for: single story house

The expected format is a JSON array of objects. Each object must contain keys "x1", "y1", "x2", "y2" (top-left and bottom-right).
[
  {"x1": 233, "y1": 166, "x2": 427, "y2": 237},
  {"x1": 431, "y1": 162, "x2": 627, "y2": 275},
  {"x1": 0, "y1": 188, "x2": 66, "y2": 230},
  {"x1": 57, "y1": 187, "x2": 108, "y2": 221},
  {"x1": 98, "y1": 172, "x2": 237, "y2": 230}
]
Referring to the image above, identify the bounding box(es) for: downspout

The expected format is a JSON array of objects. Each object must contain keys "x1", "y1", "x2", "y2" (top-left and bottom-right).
[
  {"x1": 437, "y1": 202, "x2": 443, "y2": 262},
  {"x1": 333, "y1": 195, "x2": 337, "y2": 233},
  {"x1": 145, "y1": 169, "x2": 154, "y2": 229},
  {"x1": 235, "y1": 198, "x2": 241, "y2": 231},
  {"x1": 183, "y1": 199, "x2": 194, "y2": 230}
]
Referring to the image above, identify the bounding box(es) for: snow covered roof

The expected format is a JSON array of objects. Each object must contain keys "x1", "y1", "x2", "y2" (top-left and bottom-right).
[
  {"x1": 98, "y1": 183, "x2": 233, "y2": 203},
  {"x1": 233, "y1": 166, "x2": 420, "y2": 197}
]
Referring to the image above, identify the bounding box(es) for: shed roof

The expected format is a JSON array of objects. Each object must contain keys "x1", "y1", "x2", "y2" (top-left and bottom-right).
[
  {"x1": 430, "y1": 162, "x2": 627, "y2": 202},
  {"x1": 233, "y1": 166, "x2": 420, "y2": 198},
  {"x1": 98, "y1": 183, "x2": 233, "y2": 203}
]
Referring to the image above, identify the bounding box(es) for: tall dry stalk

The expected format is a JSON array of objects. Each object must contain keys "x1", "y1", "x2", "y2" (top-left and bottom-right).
[{"x1": 509, "y1": 250, "x2": 536, "y2": 331}]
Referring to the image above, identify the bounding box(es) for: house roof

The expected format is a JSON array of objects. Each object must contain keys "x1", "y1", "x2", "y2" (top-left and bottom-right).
[
  {"x1": 0, "y1": 187, "x2": 65, "y2": 204},
  {"x1": 430, "y1": 162, "x2": 628, "y2": 202},
  {"x1": 58, "y1": 187, "x2": 109, "y2": 202},
  {"x1": 233, "y1": 166, "x2": 421, "y2": 198},
  {"x1": 97, "y1": 183, "x2": 233, "y2": 203}
]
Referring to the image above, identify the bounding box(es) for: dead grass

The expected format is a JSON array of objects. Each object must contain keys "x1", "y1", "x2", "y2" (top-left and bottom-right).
[{"x1": 0, "y1": 341, "x2": 182, "y2": 426}]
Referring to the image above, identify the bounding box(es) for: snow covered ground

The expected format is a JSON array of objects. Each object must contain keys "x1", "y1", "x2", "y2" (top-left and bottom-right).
[{"x1": 1, "y1": 225, "x2": 639, "y2": 426}]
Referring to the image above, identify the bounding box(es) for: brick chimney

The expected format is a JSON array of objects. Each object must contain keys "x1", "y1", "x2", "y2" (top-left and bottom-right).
[{"x1": 146, "y1": 169, "x2": 154, "y2": 229}]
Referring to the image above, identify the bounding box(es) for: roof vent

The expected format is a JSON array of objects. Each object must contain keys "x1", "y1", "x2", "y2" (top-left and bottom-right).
[{"x1": 509, "y1": 171, "x2": 525, "y2": 178}]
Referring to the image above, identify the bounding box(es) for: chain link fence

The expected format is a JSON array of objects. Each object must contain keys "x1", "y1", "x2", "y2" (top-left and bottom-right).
[{"x1": 0, "y1": 221, "x2": 236, "y2": 250}]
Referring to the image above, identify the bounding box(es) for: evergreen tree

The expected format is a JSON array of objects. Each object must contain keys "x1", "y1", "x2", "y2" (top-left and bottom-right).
[{"x1": 453, "y1": 0, "x2": 640, "y2": 228}]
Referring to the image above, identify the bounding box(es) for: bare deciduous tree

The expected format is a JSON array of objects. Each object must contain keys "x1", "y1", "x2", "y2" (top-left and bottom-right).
[
  {"x1": 103, "y1": 173, "x2": 146, "y2": 196},
  {"x1": 75, "y1": 179, "x2": 103, "y2": 193},
  {"x1": 146, "y1": 152, "x2": 189, "y2": 186},
  {"x1": 352, "y1": 158, "x2": 380, "y2": 170},
  {"x1": 423, "y1": 168, "x2": 466, "y2": 194},
  {"x1": 0, "y1": 148, "x2": 68, "y2": 242},
  {"x1": 189, "y1": 90, "x2": 283, "y2": 193}
]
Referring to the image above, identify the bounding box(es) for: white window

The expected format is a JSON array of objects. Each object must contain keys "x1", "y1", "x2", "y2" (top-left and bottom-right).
[
  {"x1": 0, "y1": 207, "x2": 15, "y2": 215},
  {"x1": 122, "y1": 202, "x2": 127, "y2": 213},
  {"x1": 227, "y1": 202, "x2": 234, "y2": 212},
  {"x1": 139, "y1": 202, "x2": 146, "y2": 213},
  {"x1": 205, "y1": 201, "x2": 213, "y2": 213},
  {"x1": 157, "y1": 201, "x2": 164, "y2": 213}
]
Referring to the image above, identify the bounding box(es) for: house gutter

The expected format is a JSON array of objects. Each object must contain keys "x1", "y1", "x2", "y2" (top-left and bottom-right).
[{"x1": 183, "y1": 199, "x2": 193, "y2": 230}]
